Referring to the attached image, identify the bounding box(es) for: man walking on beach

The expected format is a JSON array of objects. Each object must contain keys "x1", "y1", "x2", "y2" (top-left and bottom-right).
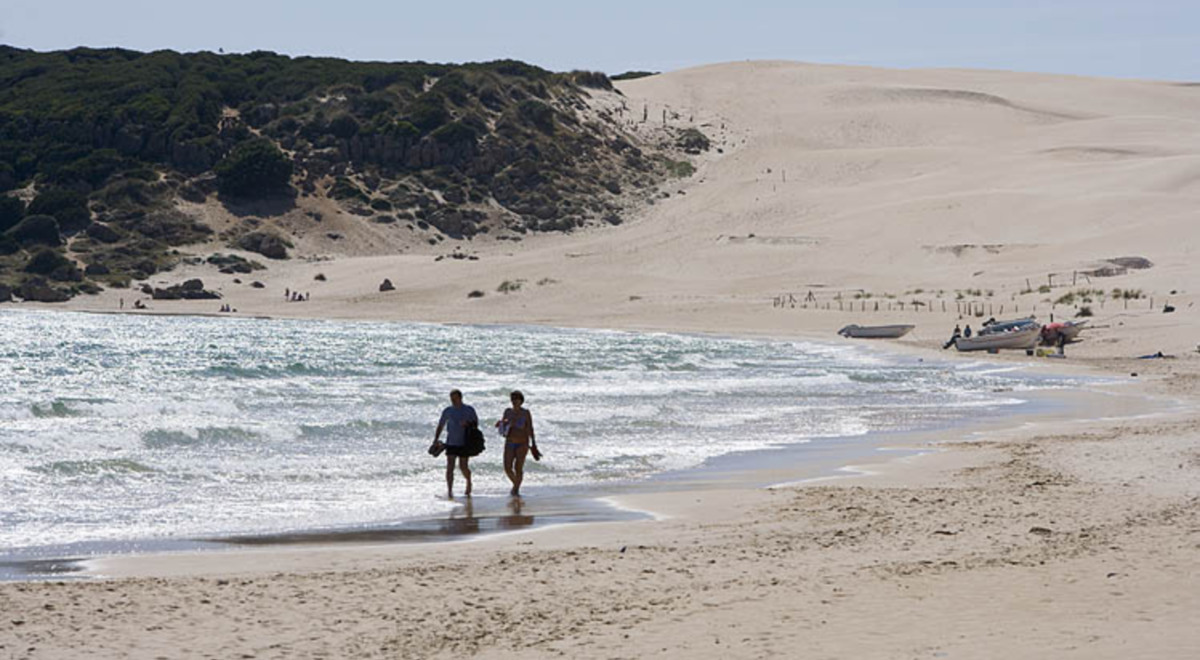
[{"x1": 434, "y1": 389, "x2": 478, "y2": 498}]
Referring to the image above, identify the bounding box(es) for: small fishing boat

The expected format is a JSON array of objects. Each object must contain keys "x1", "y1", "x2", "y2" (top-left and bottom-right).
[
  {"x1": 955, "y1": 325, "x2": 1041, "y2": 352},
  {"x1": 1040, "y1": 320, "x2": 1087, "y2": 344},
  {"x1": 838, "y1": 324, "x2": 915, "y2": 339},
  {"x1": 979, "y1": 317, "x2": 1038, "y2": 336}
]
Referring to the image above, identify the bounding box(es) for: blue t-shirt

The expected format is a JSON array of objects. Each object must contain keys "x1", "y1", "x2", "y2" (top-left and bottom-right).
[{"x1": 439, "y1": 405, "x2": 478, "y2": 446}]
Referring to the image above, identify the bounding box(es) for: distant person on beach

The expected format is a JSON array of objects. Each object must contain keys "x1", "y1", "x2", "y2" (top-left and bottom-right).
[
  {"x1": 963, "y1": 324, "x2": 973, "y2": 338},
  {"x1": 498, "y1": 390, "x2": 539, "y2": 497},
  {"x1": 943, "y1": 324, "x2": 961, "y2": 350},
  {"x1": 434, "y1": 389, "x2": 478, "y2": 498}
]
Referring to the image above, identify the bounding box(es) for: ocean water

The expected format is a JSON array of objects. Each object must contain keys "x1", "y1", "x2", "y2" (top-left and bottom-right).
[{"x1": 0, "y1": 309, "x2": 1076, "y2": 554}]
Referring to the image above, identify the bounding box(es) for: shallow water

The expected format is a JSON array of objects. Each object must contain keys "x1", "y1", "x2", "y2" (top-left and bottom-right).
[{"x1": 0, "y1": 309, "x2": 1080, "y2": 554}]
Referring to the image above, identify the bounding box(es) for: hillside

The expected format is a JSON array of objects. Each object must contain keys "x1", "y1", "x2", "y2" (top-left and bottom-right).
[
  {"x1": 10, "y1": 58, "x2": 1200, "y2": 359},
  {"x1": 0, "y1": 47, "x2": 701, "y2": 301}
]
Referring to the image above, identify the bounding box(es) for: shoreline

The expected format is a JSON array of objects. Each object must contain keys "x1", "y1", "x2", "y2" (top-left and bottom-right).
[
  {"x1": 0, "y1": 311, "x2": 1148, "y2": 581},
  {"x1": 0, "y1": 310, "x2": 1115, "y2": 575},
  {"x1": 86, "y1": 370, "x2": 1156, "y2": 580}
]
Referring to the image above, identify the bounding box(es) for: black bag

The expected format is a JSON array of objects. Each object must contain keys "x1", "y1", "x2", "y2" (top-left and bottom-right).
[
  {"x1": 428, "y1": 440, "x2": 445, "y2": 457},
  {"x1": 464, "y1": 425, "x2": 486, "y2": 457}
]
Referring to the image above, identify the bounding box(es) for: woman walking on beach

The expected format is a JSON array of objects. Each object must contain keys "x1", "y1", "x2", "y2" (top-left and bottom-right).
[{"x1": 498, "y1": 390, "x2": 539, "y2": 497}]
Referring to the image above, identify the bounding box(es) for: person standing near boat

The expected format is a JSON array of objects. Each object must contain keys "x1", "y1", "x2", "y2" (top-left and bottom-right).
[
  {"x1": 498, "y1": 390, "x2": 539, "y2": 497},
  {"x1": 433, "y1": 389, "x2": 478, "y2": 498}
]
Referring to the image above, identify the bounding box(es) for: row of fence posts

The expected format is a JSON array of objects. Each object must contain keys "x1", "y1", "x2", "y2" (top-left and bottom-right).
[{"x1": 772, "y1": 294, "x2": 1160, "y2": 314}]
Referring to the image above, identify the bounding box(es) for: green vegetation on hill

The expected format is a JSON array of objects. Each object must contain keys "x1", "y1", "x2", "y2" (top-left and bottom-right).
[
  {"x1": 1, "y1": 46, "x2": 697, "y2": 302},
  {"x1": 611, "y1": 71, "x2": 659, "y2": 81},
  {"x1": 213, "y1": 138, "x2": 293, "y2": 197}
]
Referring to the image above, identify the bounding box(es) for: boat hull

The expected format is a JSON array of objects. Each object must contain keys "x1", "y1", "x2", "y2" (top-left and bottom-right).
[
  {"x1": 955, "y1": 326, "x2": 1041, "y2": 351},
  {"x1": 838, "y1": 324, "x2": 915, "y2": 339}
]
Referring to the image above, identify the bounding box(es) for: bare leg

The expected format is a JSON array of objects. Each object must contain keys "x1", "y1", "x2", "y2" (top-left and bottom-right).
[
  {"x1": 503, "y1": 444, "x2": 517, "y2": 494},
  {"x1": 459, "y1": 457, "x2": 472, "y2": 496},
  {"x1": 445, "y1": 454, "x2": 456, "y2": 498},
  {"x1": 511, "y1": 445, "x2": 529, "y2": 497}
]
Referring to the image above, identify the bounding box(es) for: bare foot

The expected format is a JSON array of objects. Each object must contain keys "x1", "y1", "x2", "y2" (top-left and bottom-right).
[{"x1": 465, "y1": 480, "x2": 473, "y2": 496}]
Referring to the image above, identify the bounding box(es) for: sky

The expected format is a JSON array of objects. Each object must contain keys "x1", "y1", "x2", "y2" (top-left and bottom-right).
[{"x1": 1, "y1": 0, "x2": 1196, "y2": 81}]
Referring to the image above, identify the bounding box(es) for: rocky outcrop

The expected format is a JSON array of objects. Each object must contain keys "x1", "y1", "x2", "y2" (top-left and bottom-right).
[
  {"x1": 427, "y1": 209, "x2": 487, "y2": 238},
  {"x1": 151, "y1": 278, "x2": 221, "y2": 300},
  {"x1": 676, "y1": 128, "x2": 711, "y2": 154},
  {"x1": 14, "y1": 277, "x2": 71, "y2": 303},
  {"x1": 206, "y1": 253, "x2": 264, "y2": 274},
  {"x1": 0, "y1": 284, "x2": 11, "y2": 303},
  {"x1": 85, "y1": 222, "x2": 122, "y2": 244},
  {"x1": 23, "y1": 249, "x2": 76, "y2": 279},
  {"x1": 7, "y1": 215, "x2": 62, "y2": 246},
  {"x1": 236, "y1": 232, "x2": 290, "y2": 260}
]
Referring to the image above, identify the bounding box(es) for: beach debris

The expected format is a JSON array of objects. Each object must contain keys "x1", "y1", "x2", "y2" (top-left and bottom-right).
[
  {"x1": 1028, "y1": 526, "x2": 1053, "y2": 536},
  {"x1": 619, "y1": 546, "x2": 627, "y2": 553},
  {"x1": 379, "y1": 279, "x2": 395, "y2": 292},
  {"x1": 467, "y1": 290, "x2": 485, "y2": 298},
  {"x1": 497, "y1": 279, "x2": 525, "y2": 294},
  {"x1": 250, "y1": 281, "x2": 265, "y2": 288},
  {"x1": 1083, "y1": 256, "x2": 1154, "y2": 278},
  {"x1": 314, "y1": 273, "x2": 327, "y2": 281}
]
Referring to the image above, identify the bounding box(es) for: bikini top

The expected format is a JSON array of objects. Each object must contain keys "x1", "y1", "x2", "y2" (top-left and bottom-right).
[{"x1": 507, "y1": 408, "x2": 529, "y2": 429}]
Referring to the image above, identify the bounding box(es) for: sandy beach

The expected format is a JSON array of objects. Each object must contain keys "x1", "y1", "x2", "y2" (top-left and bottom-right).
[{"x1": 4, "y1": 60, "x2": 1200, "y2": 658}]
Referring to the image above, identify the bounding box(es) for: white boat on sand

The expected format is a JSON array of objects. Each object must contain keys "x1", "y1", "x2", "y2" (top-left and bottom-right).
[
  {"x1": 955, "y1": 325, "x2": 1041, "y2": 352},
  {"x1": 838, "y1": 324, "x2": 915, "y2": 339},
  {"x1": 980, "y1": 317, "x2": 1038, "y2": 335}
]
